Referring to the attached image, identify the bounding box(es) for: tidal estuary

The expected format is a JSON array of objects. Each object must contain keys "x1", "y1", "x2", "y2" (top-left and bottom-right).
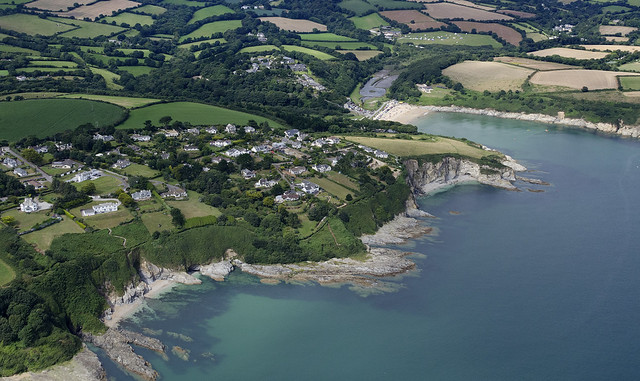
[{"x1": 104, "y1": 113, "x2": 640, "y2": 380}]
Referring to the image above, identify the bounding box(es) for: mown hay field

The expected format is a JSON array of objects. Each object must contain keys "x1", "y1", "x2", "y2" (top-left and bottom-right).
[
  {"x1": 0, "y1": 44, "x2": 37, "y2": 54},
  {"x1": 118, "y1": 101, "x2": 284, "y2": 129},
  {"x1": 180, "y1": 20, "x2": 242, "y2": 42},
  {"x1": 188, "y1": 5, "x2": 234, "y2": 24},
  {"x1": 452, "y1": 21, "x2": 521, "y2": 45},
  {"x1": 89, "y1": 67, "x2": 123, "y2": 90},
  {"x1": 55, "y1": 0, "x2": 140, "y2": 20},
  {"x1": 0, "y1": 99, "x2": 126, "y2": 141},
  {"x1": 529, "y1": 48, "x2": 609, "y2": 60},
  {"x1": 494, "y1": 56, "x2": 579, "y2": 71},
  {"x1": 599, "y1": 25, "x2": 637, "y2": 35},
  {"x1": 338, "y1": 0, "x2": 376, "y2": 15},
  {"x1": 530, "y1": 70, "x2": 640, "y2": 90},
  {"x1": 61, "y1": 94, "x2": 159, "y2": 108},
  {"x1": 398, "y1": 31, "x2": 501, "y2": 47},
  {"x1": 337, "y1": 50, "x2": 382, "y2": 60},
  {"x1": 167, "y1": 191, "x2": 221, "y2": 219},
  {"x1": 604, "y1": 36, "x2": 628, "y2": 42},
  {"x1": 0, "y1": 14, "x2": 75, "y2": 36},
  {"x1": 380, "y1": 10, "x2": 445, "y2": 31},
  {"x1": 259, "y1": 17, "x2": 327, "y2": 32},
  {"x1": 447, "y1": 0, "x2": 495, "y2": 10},
  {"x1": 302, "y1": 41, "x2": 377, "y2": 50},
  {"x1": 349, "y1": 13, "x2": 389, "y2": 30},
  {"x1": 281, "y1": 45, "x2": 335, "y2": 60},
  {"x1": 344, "y1": 136, "x2": 489, "y2": 159},
  {"x1": 580, "y1": 44, "x2": 640, "y2": 53},
  {"x1": 299, "y1": 33, "x2": 356, "y2": 41},
  {"x1": 133, "y1": 4, "x2": 166, "y2": 15},
  {"x1": 498, "y1": 9, "x2": 535, "y2": 18},
  {"x1": 26, "y1": 0, "x2": 92, "y2": 11},
  {"x1": 103, "y1": 12, "x2": 154, "y2": 26},
  {"x1": 619, "y1": 62, "x2": 640, "y2": 72},
  {"x1": 423, "y1": 3, "x2": 512, "y2": 20},
  {"x1": 443, "y1": 61, "x2": 534, "y2": 91}
]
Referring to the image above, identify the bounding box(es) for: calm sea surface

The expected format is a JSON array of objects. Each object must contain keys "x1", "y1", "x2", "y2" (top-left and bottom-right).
[{"x1": 103, "y1": 113, "x2": 640, "y2": 380}]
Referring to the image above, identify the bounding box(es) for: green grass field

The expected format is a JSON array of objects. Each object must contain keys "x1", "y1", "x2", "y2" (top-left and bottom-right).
[
  {"x1": 326, "y1": 172, "x2": 359, "y2": 191},
  {"x1": 73, "y1": 176, "x2": 123, "y2": 195},
  {"x1": 178, "y1": 38, "x2": 226, "y2": 50},
  {"x1": 0, "y1": 69, "x2": 7, "y2": 76},
  {"x1": 133, "y1": 4, "x2": 167, "y2": 15},
  {"x1": 21, "y1": 216, "x2": 84, "y2": 251},
  {"x1": 117, "y1": 101, "x2": 284, "y2": 129},
  {"x1": 238, "y1": 45, "x2": 279, "y2": 53},
  {"x1": 5, "y1": 91, "x2": 67, "y2": 99},
  {"x1": 311, "y1": 176, "x2": 352, "y2": 199},
  {"x1": 179, "y1": 20, "x2": 243, "y2": 42},
  {"x1": 28, "y1": 60, "x2": 78, "y2": 68},
  {"x1": 90, "y1": 67, "x2": 123, "y2": 90},
  {"x1": 281, "y1": 45, "x2": 335, "y2": 60},
  {"x1": 0, "y1": 14, "x2": 75, "y2": 36},
  {"x1": 16, "y1": 67, "x2": 81, "y2": 73},
  {"x1": 103, "y1": 12, "x2": 154, "y2": 26},
  {"x1": 49, "y1": 17, "x2": 126, "y2": 38},
  {"x1": 71, "y1": 204, "x2": 133, "y2": 229},
  {"x1": 118, "y1": 65, "x2": 155, "y2": 76},
  {"x1": 167, "y1": 191, "x2": 221, "y2": 219},
  {"x1": 349, "y1": 13, "x2": 389, "y2": 30},
  {"x1": 620, "y1": 76, "x2": 640, "y2": 90},
  {"x1": 78, "y1": 45, "x2": 105, "y2": 53},
  {"x1": 162, "y1": 0, "x2": 206, "y2": 6},
  {"x1": 1, "y1": 209, "x2": 49, "y2": 233},
  {"x1": 0, "y1": 257, "x2": 15, "y2": 286},
  {"x1": 0, "y1": 44, "x2": 38, "y2": 54},
  {"x1": 0, "y1": 98, "x2": 125, "y2": 141},
  {"x1": 188, "y1": 5, "x2": 234, "y2": 24},
  {"x1": 60, "y1": 94, "x2": 160, "y2": 108},
  {"x1": 398, "y1": 32, "x2": 502, "y2": 48},
  {"x1": 299, "y1": 33, "x2": 356, "y2": 42},
  {"x1": 141, "y1": 211, "x2": 174, "y2": 233},
  {"x1": 117, "y1": 48, "x2": 153, "y2": 57},
  {"x1": 338, "y1": 0, "x2": 376, "y2": 15},
  {"x1": 619, "y1": 62, "x2": 640, "y2": 72},
  {"x1": 118, "y1": 163, "x2": 160, "y2": 177},
  {"x1": 302, "y1": 41, "x2": 377, "y2": 50},
  {"x1": 344, "y1": 135, "x2": 490, "y2": 159}
]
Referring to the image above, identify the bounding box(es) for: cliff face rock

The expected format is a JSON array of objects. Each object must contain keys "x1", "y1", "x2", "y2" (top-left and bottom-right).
[
  {"x1": 138, "y1": 259, "x2": 201, "y2": 285},
  {"x1": 404, "y1": 157, "x2": 520, "y2": 195}
]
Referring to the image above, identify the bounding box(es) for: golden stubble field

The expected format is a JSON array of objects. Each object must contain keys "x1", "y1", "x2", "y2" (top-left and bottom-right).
[
  {"x1": 530, "y1": 70, "x2": 640, "y2": 90},
  {"x1": 259, "y1": 17, "x2": 327, "y2": 32},
  {"x1": 580, "y1": 45, "x2": 640, "y2": 53},
  {"x1": 344, "y1": 135, "x2": 490, "y2": 159},
  {"x1": 599, "y1": 25, "x2": 637, "y2": 36},
  {"x1": 442, "y1": 61, "x2": 534, "y2": 91},
  {"x1": 56, "y1": 0, "x2": 140, "y2": 20},
  {"x1": 529, "y1": 47, "x2": 609, "y2": 60},
  {"x1": 26, "y1": 0, "x2": 93, "y2": 11},
  {"x1": 494, "y1": 56, "x2": 579, "y2": 71},
  {"x1": 380, "y1": 10, "x2": 445, "y2": 31},
  {"x1": 423, "y1": 2, "x2": 512, "y2": 20}
]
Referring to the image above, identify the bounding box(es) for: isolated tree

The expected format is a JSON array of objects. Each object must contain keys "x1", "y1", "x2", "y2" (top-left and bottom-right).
[
  {"x1": 81, "y1": 182, "x2": 96, "y2": 195},
  {"x1": 170, "y1": 207, "x2": 185, "y2": 227},
  {"x1": 159, "y1": 116, "x2": 172, "y2": 127}
]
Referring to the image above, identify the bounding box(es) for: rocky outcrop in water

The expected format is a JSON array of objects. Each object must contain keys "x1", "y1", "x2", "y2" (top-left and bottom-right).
[
  {"x1": 82, "y1": 329, "x2": 164, "y2": 381},
  {"x1": 422, "y1": 105, "x2": 640, "y2": 138}
]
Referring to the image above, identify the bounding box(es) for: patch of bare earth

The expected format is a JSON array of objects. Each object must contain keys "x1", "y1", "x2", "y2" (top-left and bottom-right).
[
  {"x1": 530, "y1": 70, "x2": 640, "y2": 90},
  {"x1": 380, "y1": 10, "x2": 445, "y2": 31},
  {"x1": 452, "y1": 21, "x2": 521, "y2": 45},
  {"x1": 529, "y1": 48, "x2": 609, "y2": 60},
  {"x1": 423, "y1": 2, "x2": 512, "y2": 20},
  {"x1": 259, "y1": 17, "x2": 327, "y2": 32}
]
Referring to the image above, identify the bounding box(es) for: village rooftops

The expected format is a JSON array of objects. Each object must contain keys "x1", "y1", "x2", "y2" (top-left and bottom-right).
[
  {"x1": 112, "y1": 159, "x2": 131, "y2": 169},
  {"x1": 288, "y1": 166, "x2": 307, "y2": 176},
  {"x1": 241, "y1": 169, "x2": 256, "y2": 179},
  {"x1": 206, "y1": 126, "x2": 218, "y2": 134},
  {"x1": 312, "y1": 164, "x2": 331, "y2": 173},
  {"x1": 225, "y1": 124, "x2": 237, "y2": 134},
  {"x1": 131, "y1": 189, "x2": 152, "y2": 201},
  {"x1": 93, "y1": 133, "x2": 114, "y2": 142},
  {"x1": 131, "y1": 134, "x2": 151, "y2": 142},
  {"x1": 2, "y1": 157, "x2": 20, "y2": 168},
  {"x1": 51, "y1": 159, "x2": 77, "y2": 169},
  {"x1": 210, "y1": 139, "x2": 232, "y2": 147},
  {"x1": 284, "y1": 129, "x2": 299, "y2": 138},
  {"x1": 275, "y1": 190, "x2": 301, "y2": 203},
  {"x1": 13, "y1": 168, "x2": 28, "y2": 177},
  {"x1": 255, "y1": 178, "x2": 278, "y2": 188},
  {"x1": 81, "y1": 202, "x2": 119, "y2": 217},
  {"x1": 297, "y1": 180, "x2": 320, "y2": 194},
  {"x1": 184, "y1": 145, "x2": 199, "y2": 151}
]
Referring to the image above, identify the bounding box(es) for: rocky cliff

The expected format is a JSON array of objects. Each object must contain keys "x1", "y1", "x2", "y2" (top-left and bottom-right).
[{"x1": 404, "y1": 156, "x2": 523, "y2": 196}]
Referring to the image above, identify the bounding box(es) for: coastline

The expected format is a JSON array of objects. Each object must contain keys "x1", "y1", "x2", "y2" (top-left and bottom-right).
[
  {"x1": 104, "y1": 279, "x2": 179, "y2": 328},
  {"x1": 374, "y1": 100, "x2": 640, "y2": 138}
]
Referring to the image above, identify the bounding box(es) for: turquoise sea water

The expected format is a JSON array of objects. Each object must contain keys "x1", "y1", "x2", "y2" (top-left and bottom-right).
[{"x1": 105, "y1": 113, "x2": 640, "y2": 380}]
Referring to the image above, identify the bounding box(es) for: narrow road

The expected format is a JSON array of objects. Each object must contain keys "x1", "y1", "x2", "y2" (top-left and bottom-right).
[{"x1": 2, "y1": 146, "x2": 53, "y2": 182}]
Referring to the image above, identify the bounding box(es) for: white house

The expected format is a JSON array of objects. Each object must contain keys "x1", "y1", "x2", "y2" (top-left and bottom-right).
[
  {"x1": 131, "y1": 189, "x2": 152, "y2": 201},
  {"x1": 284, "y1": 129, "x2": 299, "y2": 138},
  {"x1": 275, "y1": 190, "x2": 301, "y2": 203},
  {"x1": 161, "y1": 188, "x2": 188, "y2": 199},
  {"x1": 244, "y1": 126, "x2": 256, "y2": 134},
  {"x1": 225, "y1": 124, "x2": 237, "y2": 134},
  {"x1": 289, "y1": 166, "x2": 306, "y2": 176},
  {"x1": 184, "y1": 145, "x2": 199, "y2": 152},
  {"x1": 131, "y1": 134, "x2": 151, "y2": 142},
  {"x1": 206, "y1": 126, "x2": 218, "y2": 134},
  {"x1": 255, "y1": 178, "x2": 277, "y2": 188},
  {"x1": 210, "y1": 139, "x2": 232, "y2": 147},
  {"x1": 55, "y1": 142, "x2": 72, "y2": 151},
  {"x1": 51, "y1": 159, "x2": 76, "y2": 169},
  {"x1": 82, "y1": 202, "x2": 118, "y2": 217},
  {"x1": 2, "y1": 157, "x2": 19, "y2": 168},
  {"x1": 298, "y1": 180, "x2": 320, "y2": 194},
  {"x1": 13, "y1": 168, "x2": 28, "y2": 177},
  {"x1": 33, "y1": 145, "x2": 49, "y2": 154},
  {"x1": 326, "y1": 137, "x2": 341, "y2": 145},
  {"x1": 225, "y1": 148, "x2": 250, "y2": 158},
  {"x1": 241, "y1": 169, "x2": 256, "y2": 179},
  {"x1": 160, "y1": 129, "x2": 179, "y2": 138},
  {"x1": 311, "y1": 138, "x2": 326, "y2": 148},
  {"x1": 251, "y1": 145, "x2": 270, "y2": 153},
  {"x1": 113, "y1": 159, "x2": 131, "y2": 169},
  {"x1": 20, "y1": 198, "x2": 40, "y2": 213},
  {"x1": 374, "y1": 150, "x2": 389, "y2": 159},
  {"x1": 70, "y1": 169, "x2": 102, "y2": 183},
  {"x1": 93, "y1": 133, "x2": 114, "y2": 142},
  {"x1": 312, "y1": 164, "x2": 331, "y2": 173},
  {"x1": 186, "y1": 128, "x2": 200, "y2": 135}
]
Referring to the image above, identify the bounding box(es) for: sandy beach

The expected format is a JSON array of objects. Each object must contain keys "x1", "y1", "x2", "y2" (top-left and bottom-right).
[
  {"x1": 105, "y1": 279, "x2": 179, "y2": 328},
  {"x1": 374, "y1": 101, "x2": 430, "y2": 124}
]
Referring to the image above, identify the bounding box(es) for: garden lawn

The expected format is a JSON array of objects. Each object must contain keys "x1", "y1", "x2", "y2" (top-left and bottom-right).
[
  {"x1": 21, "y1": 216, "x2": 84, "y2": 251},
  {"x1": 1, "y1": 209, "x2": 49, "y2": 233},
  {"x1": 166, "y1": 191, "x2": 221, "y2": 219},
  {"x1": 238, "y1": 45, "x2": 279, "y2": 53},
  {"x1": 77, "y1": 208, "x2": 134, "y2": 230},
  {"x1": 311, "y1": 176, "x2": 352, "y2": 200},
  {"x1": 117, "y1": 163, "x2": 160, "y2": 178},
  {"x1": 178, "y1": 38, "x2": 226, "y2": 49},
  {"x1": 0, "y1": 258, "x2": 15, "y2": 286},
  {"x1": 141, "y1": 211, "x2": 174, "y2": 233},
  {"x1": 117, "y1": 101, "x2": 284, "y2": 129},
  {"x1": 299, "y1": 33, "x2": 356, "y2": 41},
  {"x1": 74, "y1": 176, "x2": 123, "y2": 195}
]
